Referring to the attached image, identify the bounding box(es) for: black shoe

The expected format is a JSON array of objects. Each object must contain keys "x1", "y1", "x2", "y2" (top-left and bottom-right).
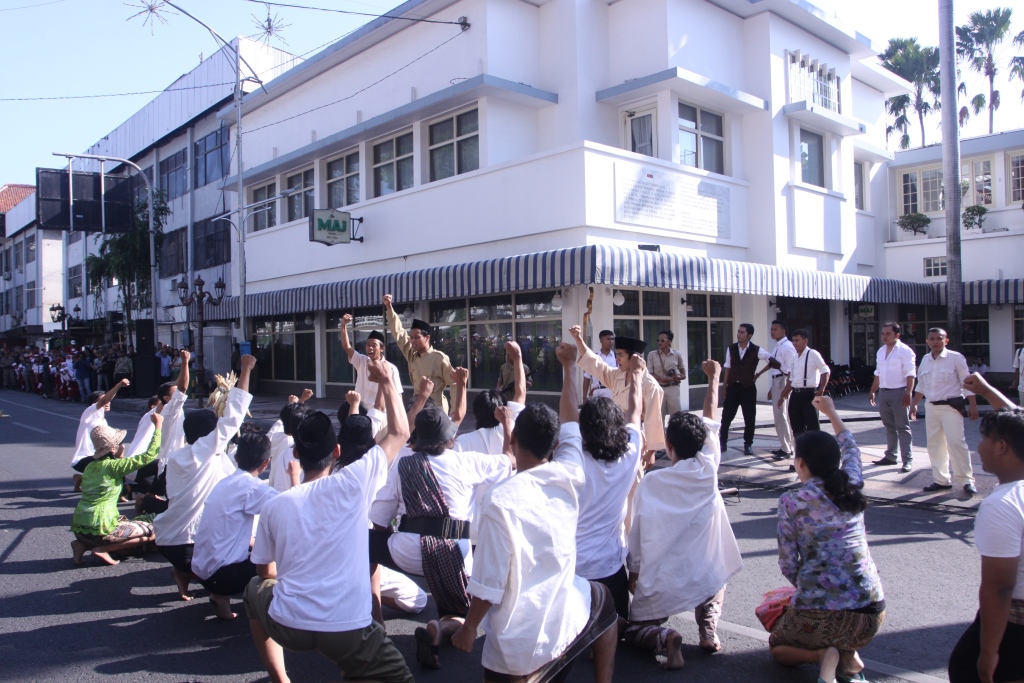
[
  {"x1": 964, "y1": 484, "x2": 978, "y2": 496},
  {"x1": 923, "y1": 482, "x2": 953, "y2": 492},
  {"x1": 743, "y1": 445, "x2": 753, "y2": 455},
  {"x1": 900, "y1": 463, "x2": 912, "y2": 473},
  {"x1": 772, "y1": 451, "x2": 793, "y2": 461},
  {"x1": 873, "y1": 457, "x2": 898, "y2": 466},
  {"x1": 720, "y1": 442, "x2": 728, "y2": 453}
]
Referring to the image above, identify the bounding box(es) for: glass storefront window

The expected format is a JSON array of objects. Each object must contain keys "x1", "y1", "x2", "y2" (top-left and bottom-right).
[
  {"x1": 251, "y1": 314, "x2": 315, "y2": 383},
  {"x1": 686, "y1": 294, "x2": 733, "y2": 385},
  {"x1": 430, "y1": 300, "x2": 467, "y2": 324},
  {"x1": 325, "y1": 307, "x2": 405, "y2": 385},
  {"x1": 471, "y1": 323, "x2": 513, "y2": 389},
  {"x1": 516, "y1": 320, "x2": 562, "y2": 392},
  {"x1": 470, "y1": 295, "x2": 512, "y2": 322},
  {"x1": 613, "y1": 290, "x2": 670, "y2": 353},
  {"x1": 515, "y1": 291, "x2": 561, "y2": 319},
  {"x1": 898, "y1": 304, "x2": 990, "y2": 363}
]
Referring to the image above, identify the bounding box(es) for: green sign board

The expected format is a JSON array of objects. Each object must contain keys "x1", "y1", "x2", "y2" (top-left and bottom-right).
[{"x1": 309, "y1": 209, "x2": 351, "y2": 245}]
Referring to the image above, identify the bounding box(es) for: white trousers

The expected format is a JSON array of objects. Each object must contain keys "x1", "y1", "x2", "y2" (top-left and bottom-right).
[
  {"x1": 662, "y1": 383, "x2": 682, "y2": 417},
  {"x1": 379, "y1": 566, "x2": 427, "y2": 614},
  {"x1": 771, "y1": 375, "x2": 794, "y2": 454},
  {"x1": 925, "y1": 403, "x2": 975, "y2": 487}
]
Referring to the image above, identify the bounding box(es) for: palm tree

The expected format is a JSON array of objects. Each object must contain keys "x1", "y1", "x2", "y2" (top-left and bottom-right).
[
  {"x1": 1009, "y1": 29, "x2": 1024, "y2": 103},
  {"x1": 879, "y1": 38, "x2": 941, "y2": 148},
  {"x1": 956, "y1": 7, "x2": 1014, "y2": 134}
]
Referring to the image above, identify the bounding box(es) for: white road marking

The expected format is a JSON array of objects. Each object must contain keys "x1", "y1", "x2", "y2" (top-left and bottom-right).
[
  {"x1": 684, "y1": 613, "x2": 948, "y2": 683},
  {"x1": 12, "y1": 422, "x2": 47, "y2": 434},
  {"x1": 0, "y1": 398, "x2": 81, "y2": 422}
]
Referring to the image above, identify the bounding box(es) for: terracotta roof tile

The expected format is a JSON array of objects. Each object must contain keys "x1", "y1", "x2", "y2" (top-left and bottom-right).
[{"x1": 0, "y1": 184, "x2": 35, "y2": 214}]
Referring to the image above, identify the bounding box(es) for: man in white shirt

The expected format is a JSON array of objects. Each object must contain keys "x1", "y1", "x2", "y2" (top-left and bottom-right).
[
  {"x1": 624, "y1": 359, "x2": 743, "y2": 667},
  {"x1": 266, "y1": 390, "x2": 313, "y2": 493},
  {"x1": 455, "y1": 341, "x2": 527, "y2": 456},
  {"x1": 153, "y1": 354, "x2": 255, "y2": 600},
  {"x1": 910, "y1": 328, "x2": 979, "y2": 495},
  {"x1": 721, "y1": 324, "x2": 778, "y2": 455},
  {"x1": 452, "y1": 341, "x2": 619, "y2": 683},
  {"x1": 648, "y1": 329, "x2": 686, "y2": 417},
  {"x1": 869, "y1": 322, "x2": 918, "y2": 472},
  {"x1": 947, "y1": 373, "x2": 1024, "y2": 683},
  {"x1": 582, "y1": 329, "x2": 616, "y2": 400},
  {"x1": 339, "y1": 314, "x2": 402, "y2": 430},
  {"x1": 759, "y1": 320, "x2": 799, "y2": 461},
  {"x1": 244, "y1": 360, "x2": 413, "y2": 683},
  {"x1": 779, "y1": 329, "x2": 831, "y2": 442},
  {"x1": 1011, "y1": 347, "x2": 1024, "y2": 407},
  {"x1": 70, "y1": 378, "x2": 131, "y2": 491}
]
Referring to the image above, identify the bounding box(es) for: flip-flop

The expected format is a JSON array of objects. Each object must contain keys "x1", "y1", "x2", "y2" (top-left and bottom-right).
[
  {"x1": 837, "y1": 674, "x2": 869, "y2": 683},
  {"x1": 414, "y1": 627, "x2": 441, "y2": 669}
]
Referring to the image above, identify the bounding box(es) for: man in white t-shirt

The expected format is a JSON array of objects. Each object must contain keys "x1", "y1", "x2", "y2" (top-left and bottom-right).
[
  {"x1": 244, "y1": 360, "x2": 413, "y2": 683},
  {"x1": 339, "y1": 314, "x2": 402, "y2": 432},
  {"x1": 70, "y1": 378, "x2": 131, "y2": 491},
  {"x1": 266, "y1": 390, "x2": 313, "y2": 493},
  {"x1": 1011, "y1": 347, "x2": 1024, "y2": 407},
  {"x1": 949, "y1": 373, "x2": 1024, "y2": 683},
  {"x1": 452, "y1": 341, "x2": 619, "y2": 683}
]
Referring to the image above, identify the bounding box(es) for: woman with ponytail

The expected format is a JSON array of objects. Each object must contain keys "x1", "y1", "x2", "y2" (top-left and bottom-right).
[{"x1": 770, "y1": 395, "x2": 884, "y2": 683}]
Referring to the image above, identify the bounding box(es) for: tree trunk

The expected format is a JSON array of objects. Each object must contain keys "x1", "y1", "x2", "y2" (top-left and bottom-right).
[
  {"x1": 988, "y1": 73, "x2": 995, "y2": 135},
  {"x1": 918, "y1": 108, "x2": 927, "y2": 147},
  {"x1": 939, "y1": 0, "x2": 962, "y2": 350}
]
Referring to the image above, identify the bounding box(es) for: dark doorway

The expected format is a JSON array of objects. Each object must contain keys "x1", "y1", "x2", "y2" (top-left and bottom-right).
[{"x1": 776, "y1": 297, "x2": 832, "y2": 359}]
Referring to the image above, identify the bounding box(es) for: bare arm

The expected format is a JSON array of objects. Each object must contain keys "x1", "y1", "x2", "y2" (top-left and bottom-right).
[
  {"x1": 383, "y1": 294, "x2": 413, "y2": 360},
  {"x1": 964, "y1": 373, "x2": 1017, "y2": 411},
  {"x1": 505, "y1": 341, "x2": 527, "y2": 404},
  {"x1": 812, "y1": 395, "x2": 847, "y2": 435},
  {"x1": 97, "y1": 377, "x2": 129, "y2": 409},
  {"x1": 569, "y1": 324, "x2": 590, "y2": 358},
  {"x1": 495, "y1": 406, "x2": 517, "y2": 469},
  {"x1": 977, "y1": 556, "x2": 1019, "y2": 683},
  {"x1": 299, "y1": 388, "x2": 313, "y2": 404},
  {"x1": 177, "y1": 349, "x2": 191, "y2": 393},
  {"x1": 702, "y1": 359, "x2": 721, "y2": 421},
  {"x1": 582, "y1": 376, "x2": 592, "y2": 398},
  {"x1": 407, "y1": 377, "x2": 434, "y2": 426},
  {"x1": 556, "y1": 342, "x2": 579, "y2": 424},
  {"x1": 339, "y1": 314, "x2": 355, "y2": 361},
  {"x1": 451, "y1": 596, "x2": 494, "y2": 653},
  {"x1": 450, "y1": 367, "x2": 469, "y2": 425},
  {"x1": 346, "y1": 390, "x2": 361, "y2": 417},
  {"x1": 370, "y1": 361, "x2": 410, "y2": 464},
  {"x1": 868, "y1": 376, "x2": 880, "y2": 406},
  {"x1": 236, "y1": 354, "x2": 255, "y2": 393}
]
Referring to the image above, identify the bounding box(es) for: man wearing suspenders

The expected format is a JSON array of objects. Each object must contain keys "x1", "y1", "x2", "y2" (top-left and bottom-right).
[{"x1": 778, "y1": 329, "x2": 831, "y2": 461}]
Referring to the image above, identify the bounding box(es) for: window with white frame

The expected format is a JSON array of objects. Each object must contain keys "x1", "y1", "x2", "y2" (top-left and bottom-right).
[
  {"x1": 327, "y1": 152, "x2": 360, "y2": 207},
  {"x1": 971, "y1": 159, "x2": 992, "y2": 206},
  {"x1": 901, "y1": 166, "x2": 944, "y2": 214},
  {"x1": 1010, "y1": 152, "x2": 1024, "y2": 203},
  {"x1": 373, "y1": 132, "x2": 414, "y2": 197},
  {"x1": 800, "y1": 129, "x2": 825, "y2": 187},
  {"x1": 612, "y1": 289, "x2": 672, "y2": 360},
  {"x1": 924, "y1": 256, "x2": 947, "y2": 277},
  {"x1": 685, "y1": 293, "x2": 733, "y2": 385},
  {"x1": 788, "y1": 51, "x2": 841, "y2": 113},
  {"x1": 25, "y1": 233, "x2": 35, "y2": 263},
  {"x1": 678, "y1": 102, "x2": 724, "y2": 174},
  {"x1": 252, "y1": 182, "x2": 276, "y2": 232},
  {"x1": 286, "y1": 169, "x2": 314, "y2": 222},
  {"x1": 624, "y1": 107, "x2": 656, "y2": 158},
  {"x1": 854, "y1": 161, "x2": 866, "y2": 210},
  {"x1": 429, "y1": 109, "x2": 479, "y2": 181}
]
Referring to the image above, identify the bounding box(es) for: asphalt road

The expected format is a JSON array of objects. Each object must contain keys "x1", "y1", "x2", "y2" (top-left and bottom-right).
[{"x1": 0, "y1": 390, "x2": 980, "y2": 683}]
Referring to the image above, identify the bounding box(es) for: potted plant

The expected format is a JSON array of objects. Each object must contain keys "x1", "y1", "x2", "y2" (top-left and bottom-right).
[
  {"x1": 962, "y1": 204, "x2": 988, "y2": 231},
  {"x1": 897, "y1": 212, "x2": 931, "y2": 236}
]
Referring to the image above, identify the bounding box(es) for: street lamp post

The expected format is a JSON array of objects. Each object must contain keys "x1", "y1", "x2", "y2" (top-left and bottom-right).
[
  {"x1": 49, "y1": 303, "x2": 81, "y2": 354},
  {"x1": 177, "y1": 275, "x2": 225, "y2": 405}
]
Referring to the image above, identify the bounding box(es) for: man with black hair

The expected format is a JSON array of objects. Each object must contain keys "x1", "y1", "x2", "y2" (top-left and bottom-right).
[
  {"x1": 153, "y1": 354, "x2": 255, "y2": 601},
  {"x1": 452, "y1": 341, "x2": 619, "y2": 683},
  {"x1": 624, "y1": 359, "x2": 743, "y2": 666},
  {"x1": 583, "y1": 329, "x2": 616, "y2": 400},
  {"x1": 779, "y1": 329, "x2": 831, "y2": 442},
  {"x1": 760, "y1": 320, "x2": 798, "y2": 461},
  {"x1": 70, "y1": 378, "x2": 131, "y2": 492},
  {"x1": 648, "y1": 329, "x2": 686, "y2": 416},
  {"x1": 720, "y1": 323, "x2": 777, "y2": 455},
  {"x1": 133, "y1": 353, "x2": 192, "y2": 515},
  {"x1": 869, "y1": 322, "x2": 917, "y2": 472},
  {"x1": 384, "y1": 293, "x2": 455, "y2": 410},
  {"x1": 192, "y1": 430, "x2": 298, "y2": 621},
  {"x1": 456, "y1": 341, "x2": 527, "y2": 455},
  {"x1": 267, "y1": 389, "x2": 313, "y2": 493},
  {"x1": 340, "y1": 313, "x2": 402, "y2": 429},
  {"x1": 245, "y1": 360, "x2": 413, "y2": 683}
]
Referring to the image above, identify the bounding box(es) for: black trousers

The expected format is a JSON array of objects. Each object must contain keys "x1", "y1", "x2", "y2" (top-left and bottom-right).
[
  {"x1": 788, "y1": 389, "x2": 821, "y2": 436},
  {"x1": 948, "y1": 613, "x2": 1024, "y2": 682},
  {"x1": 198, "y1": 559, "x2": 258, "y2": 596},
  {"x1": 719, "y1": 383, "x2": 757, "y2": 447}
]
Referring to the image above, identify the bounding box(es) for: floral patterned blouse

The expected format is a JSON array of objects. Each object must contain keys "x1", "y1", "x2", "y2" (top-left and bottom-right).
[{"x1": 777, "y1": 430, "x2": 884, "y2": 611}]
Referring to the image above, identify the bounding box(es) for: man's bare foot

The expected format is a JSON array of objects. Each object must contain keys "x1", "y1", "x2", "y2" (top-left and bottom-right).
[
  {"x1": 839, "y1": 650, "x2": 865, "y2": 676},
  {"x1": 210, "y1": 593, "x2": 237, "y2": 620},
  {"x1": 71, "y1": 540, "x2": 88, "y2": 565},
  {"x1": 819, "y1": 646, "x2": 840, "y2": 683},
  {"x1": 171, "y1": 567, "x2": 193, "y2": 601},
  {"x1": 663, "y1": 631, "x2": 684, "y2": 670},
  {"x1": 699, "y1": 632, "x2": 722, "y2": 653},
  {"x1": 72, "y1": 474, "x2": 83, "y2": 493},
  {"x1": 91, "y1": 550, "x2": 119, "y2": 566}
]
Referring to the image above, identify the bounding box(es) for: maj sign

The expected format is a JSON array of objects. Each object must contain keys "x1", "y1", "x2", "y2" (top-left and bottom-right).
[{"x1": 309, "y1": 209, "x2": 351, "y2": 245}]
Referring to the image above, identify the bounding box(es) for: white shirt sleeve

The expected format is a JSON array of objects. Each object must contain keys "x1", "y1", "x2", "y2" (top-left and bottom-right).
[
  {"x1": 975, "y1": 498, "x2": 1024, "y2": 559},
  {"x1": 369, "y1": 461, "x2": 401, "y2": 527},
  {"x1": 757, "y1": 347, "x2": 772, "y2": 361},
  {"x1": 245, "y1": 481, "x2": 280, "y2": 515},
  {"x1": 192, "y1": 388, "x2": 254, "y2": 463},
  {"x1": 551, "y1": 422, "x2": 585, "y2": 495},
  {"x1": 901, "y1": 345, "x2": 917, "y2": 378},
  {"x1": 250, "y1": 501, "x2": 276, "y2": 566},
  {"x1": 466, "y1": 498, "x2": 514, "y2": 604}
]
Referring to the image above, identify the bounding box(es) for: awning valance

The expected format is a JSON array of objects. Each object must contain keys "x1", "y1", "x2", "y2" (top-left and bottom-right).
[
  {"x1": 203, "y1": 245, "x2": 937, "y2": 321},
  {"x1": 935, "y1": 279, "x2": 1024, "y2": 305}
]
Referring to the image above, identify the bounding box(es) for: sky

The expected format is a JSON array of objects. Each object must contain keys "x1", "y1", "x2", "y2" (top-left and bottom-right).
[{"x1": 1, "y1": 0, "x2": 1022, "y2": 187}]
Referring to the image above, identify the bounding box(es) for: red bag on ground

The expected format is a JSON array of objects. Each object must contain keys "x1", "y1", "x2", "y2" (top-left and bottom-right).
[{"x1": 755, "y1": 586, "x2": 795, "y2": 632}]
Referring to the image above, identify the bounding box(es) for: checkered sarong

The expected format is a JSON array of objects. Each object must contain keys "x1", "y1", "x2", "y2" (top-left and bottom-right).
[{"x1": 398, "y1": 453, "x2": 469, "y2": 617}]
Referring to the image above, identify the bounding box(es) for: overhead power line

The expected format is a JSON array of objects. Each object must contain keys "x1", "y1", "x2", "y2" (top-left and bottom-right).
[
  {"x1": 248, "y1": 0, "x2": 469, "y2": 27},
  {"x1": 0, "y1": 0, "x2": 68, "y2": 11},
  {"x1": 0, "y1": 81, "x2": 239, "y2": 102}
]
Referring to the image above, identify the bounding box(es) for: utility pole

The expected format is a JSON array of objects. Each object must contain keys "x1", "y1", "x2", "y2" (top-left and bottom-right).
[{"x1": 939, "y1": 0, "x2": 962, "y2": 349}]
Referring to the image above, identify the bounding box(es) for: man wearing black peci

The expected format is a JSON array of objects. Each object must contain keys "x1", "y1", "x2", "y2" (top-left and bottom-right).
[{"x1": 719, "y1": 324, "x2": 779, "y2": 455}]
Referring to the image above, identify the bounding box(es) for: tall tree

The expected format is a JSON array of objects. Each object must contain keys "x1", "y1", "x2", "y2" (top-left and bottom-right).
[
  {"x1": 86, "y1": 191, "x2": 169, "y2": 344},
  {"x1": 1009, "y1": 29, "x2": 1024, "y2": 103},
  {"x1": 956, "y1": 7, "x2": 1014, "y2": 134},
  {"x1": 880, "y1": 38, "x2": 941, "y2": 148},
  {"x1": 940, "y1": 0, "x2": 963, "y2": 351}
]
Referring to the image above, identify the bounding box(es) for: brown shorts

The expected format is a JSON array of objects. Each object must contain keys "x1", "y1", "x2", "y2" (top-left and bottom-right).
[
  {"x1": 484, "y1": 581, "x2": 618, "y2": 683},
  {"x1": 244, "y1": 577, "x2": 413, "y2": 683},
  {"x1": 74, "y1": 517, "x2": 153, "y2": 546},
  {"x1": 769, "y1": 606, "x2": 885, "y2": 651}
]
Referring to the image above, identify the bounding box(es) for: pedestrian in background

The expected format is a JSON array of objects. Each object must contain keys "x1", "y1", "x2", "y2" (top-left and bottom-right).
[
  {"x1": 648, "y1": 330, "x2": 686, "y2": 417},
  {"x1": 869, "y1": 322, "x2": 917, "y2": 473},
  {"x1": 910, "y1": 328, "x2": 979, "y2": 496}
]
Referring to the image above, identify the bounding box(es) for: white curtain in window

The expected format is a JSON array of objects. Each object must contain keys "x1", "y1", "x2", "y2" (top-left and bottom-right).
[{"x1": 631, "y1": 114, "x2": 654, "y2": 157}]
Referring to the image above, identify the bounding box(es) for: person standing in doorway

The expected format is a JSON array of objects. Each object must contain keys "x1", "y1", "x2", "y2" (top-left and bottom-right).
[
  {"x1": 910, "y1": 328, "x2": 979, "y2": 496},
  {"x1": 648, "y1": 330, "x2": 686, "y2": 417},
  {"x1": 1011, "y1": 346, "x2": 1024, "y2": 407},
  {"x1": 869, "y1": 322, "x2": 917, "y2": 473},
  {"x1": 719, "y1": 324, "x2": 777, "y2": 455},
  {"x1": 778, "y1": 329, "x2": 830, "y2": 449},
  {"x1": 583, "y1": 330, "x2": 616, "y2": 400},
  {"x1": 761, "y1": 320, "x2": 798, "y2": 463}
]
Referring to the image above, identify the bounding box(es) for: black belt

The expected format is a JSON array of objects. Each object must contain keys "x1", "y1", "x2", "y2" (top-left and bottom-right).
[
  {"x1": 792, "y1": 387, "x2": 816, "y2": 393},
  {"x1": 398, "y1": 516, "x2": 470, "y2": 540}
]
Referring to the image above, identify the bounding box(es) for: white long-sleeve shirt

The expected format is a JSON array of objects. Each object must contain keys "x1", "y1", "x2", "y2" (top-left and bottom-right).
[{"x1": 875, "y1": 340, "x2": 917, "y2": 389}]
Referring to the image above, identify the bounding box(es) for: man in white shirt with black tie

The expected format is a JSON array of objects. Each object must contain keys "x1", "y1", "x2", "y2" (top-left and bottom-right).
[
  {"x1": 869, "y1": 322, "x2": 918, "y2": 473},
  {"x1": 759, "y1": 320, "x2": 798, "y2": 462},
  {"x1": 910, "y1": 328, "x2": 979, "y2": 496},
  {"x1": 778, "y1": 329, "x2": 830, "y2": 451}
]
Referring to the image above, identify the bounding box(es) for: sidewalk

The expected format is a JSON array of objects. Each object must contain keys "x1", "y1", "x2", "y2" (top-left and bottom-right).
[{"x1": 111, "y1": 388, "x2": 999, "y2": 510}]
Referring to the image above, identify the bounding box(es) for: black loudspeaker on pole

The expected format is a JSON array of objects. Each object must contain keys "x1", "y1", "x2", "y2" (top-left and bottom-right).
[{"x1": 134, "y1": 318, "x2": 158, "y2": 397}]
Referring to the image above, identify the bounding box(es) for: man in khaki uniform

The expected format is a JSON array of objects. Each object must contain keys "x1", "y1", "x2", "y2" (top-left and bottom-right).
[{"x1": 383, "y1": 294, "x2": 455, "y2": 411}]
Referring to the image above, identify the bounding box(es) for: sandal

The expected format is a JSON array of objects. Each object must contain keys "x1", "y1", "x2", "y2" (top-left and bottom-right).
[
  {"x1": 838, "y1": 674, "x2": 869, "y2": 683},
  {"x1": 414, "y1": 627, "x2": 441, "y2": 669}
]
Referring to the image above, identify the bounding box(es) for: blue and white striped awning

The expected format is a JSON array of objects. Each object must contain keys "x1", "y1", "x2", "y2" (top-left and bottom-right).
[
  {"x1": 204, "y1": 245, "x2": 936, "y2": 320},
  {"x1": 935, "y1": 279, "x2": 1024, "y2": 305}
]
